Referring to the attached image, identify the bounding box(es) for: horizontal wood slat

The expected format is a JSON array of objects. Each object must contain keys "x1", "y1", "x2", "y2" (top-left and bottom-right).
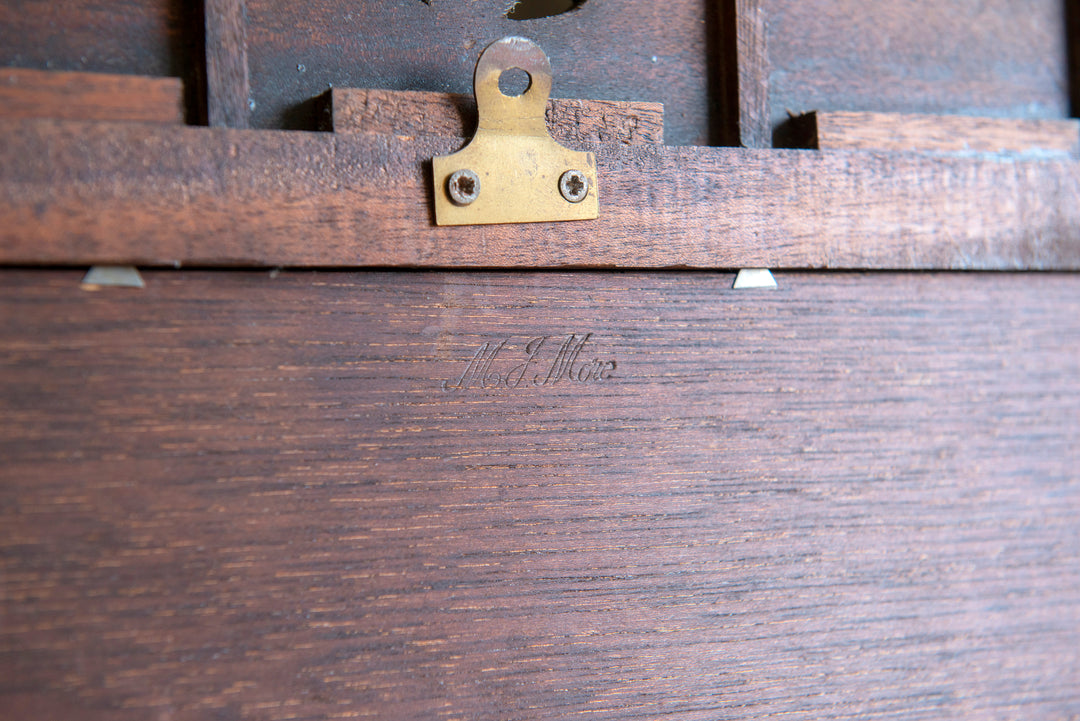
[
  {"x1": 0, "y1": 67, "x2": 184, "y2": 124},
  {"x1": 0, "y1": 118, "x2": 1078, "y2": 270},
  {"x1": 330, "y1": 88, "x2": 665, "y2": 146},
  {"x1": 1, "y1": 269, "x2": 1077, "y2": 719},
  {"x1": 799, "y1": 111, "x2": 1080, "y2": 157}
]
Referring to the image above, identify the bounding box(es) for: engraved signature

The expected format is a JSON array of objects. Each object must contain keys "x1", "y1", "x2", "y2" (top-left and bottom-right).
[{"x1": 442, "y1": 334, "x2": 617, "y2": 392}]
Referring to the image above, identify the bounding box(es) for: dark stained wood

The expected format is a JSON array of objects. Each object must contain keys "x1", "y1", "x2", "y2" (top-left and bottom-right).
[
  {"x1": 1, "y1": 269, "x2": 1078, "y2": 719},
  {"x1": 243, "y1": 0, "x2": 718, "y2": 145},
  {"x1": 205, "y1": 0, "x2": 251, "y2": 128},
  {"x1": 765, "y1": 0, "x2": 1072, "y2": 137},
  {"x1": 0, "y1": 0, "x2": 180, "y2": 77},
  {"x1": 1, "y1": 118, "x2": 1079, "y2": 270},
  {"x1": 0, "y1": 67, "x2": 184, "y2": 124},
  {"x1": 791, "y1": 111, "x2": 1080, "y2": 158},
  {"x1": 330, "y1": 88, "x2": 665, "y2": 146}
]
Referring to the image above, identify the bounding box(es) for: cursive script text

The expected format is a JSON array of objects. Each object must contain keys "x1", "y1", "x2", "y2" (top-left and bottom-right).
[{"x1": 442, "y1": 334, "x2": 617, "y2": 392}]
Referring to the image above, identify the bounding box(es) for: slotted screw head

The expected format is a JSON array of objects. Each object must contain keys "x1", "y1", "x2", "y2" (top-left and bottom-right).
[
  {"x1": 447, "y1": 169, "x2": 481, "y2": 205},
  {"x1": 559, "y1": 170, "x2": 589, "y2": 203}
]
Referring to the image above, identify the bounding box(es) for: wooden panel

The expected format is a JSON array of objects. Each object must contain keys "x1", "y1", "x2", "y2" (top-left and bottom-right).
[
  {"x1": 0, "y1": 68, "x2": 184, "y2": 124},
  {"x1": 795, "y1": 111, "x2": 1080, "y2": 157},
  {"x1": 1, "y1": 270, "x2": 1077, "y2": 719},
  {"x1": 0, "y1": 0, "x2": 179, "y2": 76},
  {"x1": 243, "y1": 0, "x2": 719, "y2": 145},
  {"x1": 205, "y1": 0, "x2": 251, "y2": 128},
  {"x1": 1, "y1": 118, "x2": 1079, "y2": 270},
  {"x1": 330, "y1": 88, "x2": 665, "y2": 146},
  {"x1": 765, "y1": 0, "x2": 1071, "y2": 136}
]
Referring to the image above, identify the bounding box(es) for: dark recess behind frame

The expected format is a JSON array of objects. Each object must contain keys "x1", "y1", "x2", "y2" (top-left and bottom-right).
[{"x1": 507, "y1": 0, "x2": 582, "y2": 21}]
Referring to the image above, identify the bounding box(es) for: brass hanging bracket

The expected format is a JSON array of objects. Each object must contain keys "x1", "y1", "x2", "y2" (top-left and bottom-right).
[{"x1": 432, "y1": 37, "x2": 599, "y2": 226}]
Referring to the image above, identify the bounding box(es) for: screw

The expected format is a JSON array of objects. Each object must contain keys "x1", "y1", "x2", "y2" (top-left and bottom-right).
[
  {"x1": 447, "y1": 169, "x2": 480, "y2": 205},
  {"x1": 559, "y1": 170, "x2": 589, "y2": 203}
]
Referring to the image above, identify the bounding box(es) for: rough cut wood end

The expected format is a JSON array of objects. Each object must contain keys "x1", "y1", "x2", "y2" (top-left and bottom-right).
[{"x1": 330, "y1": 87, "x2": 665, "y2": 146}]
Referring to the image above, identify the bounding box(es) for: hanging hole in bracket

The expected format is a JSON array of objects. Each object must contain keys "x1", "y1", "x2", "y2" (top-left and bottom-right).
[{"x1": 498, "y1": 67, "x2": 532, "y2": 97}]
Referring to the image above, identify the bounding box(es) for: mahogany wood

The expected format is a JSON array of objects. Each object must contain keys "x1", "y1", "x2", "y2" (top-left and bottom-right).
[
  {"x1": 205, "y1": 0, "x2": 251, "y2": 128},
  {"x1": 1, "y1": 269, "x2": 1077, "y2": 720},
  {"x1": 765, "y1": 0, "x2": 1072, "y2": 137},
  {"x1": 1, "y1": 4, "x2": 1078, "y2": 717},
  {"x1": 793, "y1": 111, "x2": 1080, "y2": 158},
  {"x1": 329, "y1": 88, "x2": 665, "y2": 146},
  {"x1": 0, "y1": 67, "x2": 184, "y2": 124},
  {"x1": 1, "y1": 118, "x2": 1078, "y2": 270}
]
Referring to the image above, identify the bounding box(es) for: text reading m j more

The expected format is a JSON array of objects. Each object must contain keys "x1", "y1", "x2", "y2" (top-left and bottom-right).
[{"x1": 441, "y1": 333, "x2": 618, "y2": 392}]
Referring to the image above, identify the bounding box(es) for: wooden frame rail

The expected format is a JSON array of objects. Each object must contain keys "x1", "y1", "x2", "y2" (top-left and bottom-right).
[{"x1": 0, "y1": 117, "x2": 1077, "y2": 270}]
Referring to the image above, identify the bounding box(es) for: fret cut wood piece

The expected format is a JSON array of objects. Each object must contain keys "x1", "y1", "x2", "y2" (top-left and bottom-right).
[
  {"x1": 0, "y1": 68, "x2": 183, "y2": 124},
  {"x1": 205, "y1": 0, "x2": 250, "y2": 128},
  {"x1": 0, "y1": 118, "x2": 1078, "y2": 270},
  {"x1": 243, "y1": 0, "x2": 709, "y2": 143},
  {"x1": 330, "y1": 88, "x2": 665, "y2": 146},
  {"x1": 800, "y1": 111, "x2": 1080, "y2": 157}
]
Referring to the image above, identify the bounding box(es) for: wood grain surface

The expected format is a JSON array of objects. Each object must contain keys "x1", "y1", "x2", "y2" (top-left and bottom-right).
[
  {"x1": 798, "y1": 111, "x2": 1080, "y2": 158},
  {"x1": 205, "y1": 0, "x2": 251, "y2": 128},
  {"x1": 1, "y1": 118, "x2": 1079, "y2": 270},
  {"x1": 330, "y1": 88, "x2": 665, "y2": 146},
  {"x1": 1, "y1": 269, "x2": 1078, "y2": 719},
  {"x1": 0, "y1": 67, "x2": 184, "y2": 124},
  {"x1": 0, "y1": 0, "x2": 182, "y2": 78},
  {"x1": 243, "y1": 0, "x2": 719, "y2": 144},
  {"x1": 721, "y1": 0, "x2": 771, "y2": 148},
  {"x1": 765, "y1": 0, "x2": 1072, "y2": 136},
  {"x1": 0, "y1": 0, "x2": 202, "y2": 123}
]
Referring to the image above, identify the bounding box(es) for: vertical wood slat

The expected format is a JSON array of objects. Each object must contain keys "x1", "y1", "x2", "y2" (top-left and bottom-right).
[
  {"x1": 204, "y1": 0, "x2": 250, "y2": 128},
  {"x1": 1069, "y1": 0, "x2": 1080, "y2": 117},
  {"x1": 720, "y1": 0, "x2": 771, "y2": 148},
  {"x1": 734, "y1": 0, "x2": 770, "y2": 148}
]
